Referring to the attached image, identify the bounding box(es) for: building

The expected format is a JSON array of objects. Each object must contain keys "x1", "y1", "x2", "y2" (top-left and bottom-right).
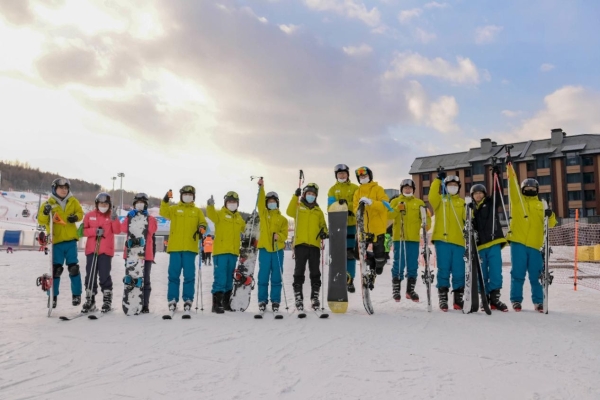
[{"x1": 409, "y1": 129, "x2": 600, "y2": 219}]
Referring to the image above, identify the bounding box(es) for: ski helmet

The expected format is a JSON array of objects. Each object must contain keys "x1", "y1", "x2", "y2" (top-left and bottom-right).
[
  {"x1": 266, "y1": 191, "x2": 279, "y2": 208},
  {"x1": 133, "y1": 192, "x2": 149, "y2": 210},
  {"x1": 334, "y1": 164, "x2": 350, "y2": 179},
  {"x1": 470, "y1": 184, "x2": 487, "y2": 197},
  {"x1": 443, "y1": 175, "x2": 461, "y2": 190},
  {"x1": 95, "y1": 192, "x2": 112, "y2": 209},
  {"x1": 355, "y1": 166, "x2": 373, "y2": 183},
  {"x1": 179, "y1": 185, "x2": 196, "y2": 201},
  {"x1": 302, "y1": 183, "x2": 319, "y2": 197},
  {"x1": 224, "y1": 191, "x2": 239, "y2": 205},
  {"x1": 520, "y1": 178, "x2": 539, "y2": 195},
  {"x1": 51, "y1": 178, "x2": 70, "y2": 197},
  {"x1": 400, "y1": 178, "x2": 416, "y2": 193}
]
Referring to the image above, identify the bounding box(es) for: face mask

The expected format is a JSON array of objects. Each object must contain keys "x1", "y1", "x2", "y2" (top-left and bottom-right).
[
  {"x1": 403, "y1": 192, "x2": 413, "y2": 198},
  {"x1": 98, "y1": 206, "x2": 109, "y2": 213},
  {"x1": 226, "y1": 202, "x2": 238, "y2": 212},
  {"x1": 267, "y1": 202, "x2": 278, "y2": 210},
  {"x1": 359, "y1": 177, "x2": 370, "y2": 184},
  {"x1": 182, "y1": 194, "x2": 194, "y2": 203},
  {"x1": 135, "y1": 203, "x2": 145, "y2": 211},
  {"x1": 447, "y1": 186, "x2": 459, "y2": 195},
  {"x1": 305, "y1": 195, "x2": 316, "y2": 203},
  {"x1": 337, "y1": 178, "x2": 347, "y2": 183},
  {"x1": 523, "y1": 189, "x2": 537, "y2": 197}
]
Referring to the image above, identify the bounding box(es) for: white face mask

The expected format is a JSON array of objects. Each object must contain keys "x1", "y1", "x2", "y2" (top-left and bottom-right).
[
  {"x1": 403, "y1": 192, "x2": 413, "y2": 198},
  {"x1": 447, "y1": 186, "x2": 459, "y2": 195},
  {"x1": 226, "y1": 202, "x2": 238, "y2": 212},
  {"x1": 98, "y1": 206, "x2": 109, "y2": 213},
  {"x1": 359, "y1": 177, "x2": 370, "y2": 184},
  {"x1": 337, "y1": 178, "x2": 347, "y2": 183},
  {"x1": 182, "y1": 194, "x2": 194, "y2": 203},
  {"x1": 135, "y1": 203, "x2": 145, "y2": 211}
]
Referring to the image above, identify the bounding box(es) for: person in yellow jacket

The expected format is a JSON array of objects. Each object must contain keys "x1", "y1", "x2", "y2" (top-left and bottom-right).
[
  {"x1": 37, "y1": 178, "x2": 84, "y2": 308},
  {"x1": 287, "y1": 183, "x2": 328, "y2": 311},
  {"x1": 255, "y1": 178, "x2": 289, "y2": 313},
  {"x1": 506, "y1": 166, "x2": 557, "y2": 312},
  {"x1": 352, "y1": 166, "x2": 390, "y2": 289},
  {"x1": 388, "y1": 179, "x2": 431, "y2": 303},
  {"x1": 160, "y1": 185, "x2": 207, "y2": 314},
  {"x1": 429, "y1": 168, "x2": 466, "y2": 311},
  {"x1": 206, "y1": 191, "x2": 246, "y2": 313},
  {"x1": 327, "y1": 163, "x2": 360, "y2": 293}
]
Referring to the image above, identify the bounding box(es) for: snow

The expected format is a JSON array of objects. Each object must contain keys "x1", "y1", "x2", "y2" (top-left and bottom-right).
[{"x1": 1, "y1": 248, "x2": 600, "y2": 400}]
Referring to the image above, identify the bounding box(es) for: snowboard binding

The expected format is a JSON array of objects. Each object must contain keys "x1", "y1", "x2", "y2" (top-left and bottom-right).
[
  {"x1": 123, "y1": 275, "x2": 143, "y2": 290},
  {"x1": 233, "y1": 266, "x2": 255, "y2": 288},
  {"x1": 36, "y1": 273, "x2": 52, "y2": 292},
  {"x1": 127, "y1": 236, "x2": 145, "y2": 248}
]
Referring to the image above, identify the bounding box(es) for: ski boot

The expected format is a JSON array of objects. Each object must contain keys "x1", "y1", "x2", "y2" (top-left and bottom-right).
[
  {"x1": 82, "y1": 295, "x2": 96, "y2": 313},
  {"x1": 293, "y1": 285, "x2": 304, "y2": 311},
  {"x1": 512, "y1": 301, "x2": 522, "y2": 312},
  {"x1": 489, "y1": 289, "x2": 508, "y2": 312},
  {"x1": 258, "y1": 302, "x2": 267, "y2": 312},
  {"x1": 72, "y1": 295, "x2": 81, "y2": 306},
  {"x1": 347, "y1": 273, "x2": 355, "y2": 293},
  {"x1": 438, "y1": 287, "x2": 449, "y2": 312},
  {"x1": 50, "y1": 296, "x2": 57, "y2": 309},
  {"x1": 168, "y1": 299, "x2": 177, "y2": 313},
  {"x1": 364, "y1": 270, "x2": 376, "y2": 290},
  {"x1": 272, "y1": 302, "x2": 280, "y2": 312},
  {"x1": 223, "y1": 290, "x2": 233, "y2": 311},
  {"x1": 346, "y1": 248, "x2": 355, "y2": 260},
  {"x1": 141, "y1": 305, "x2": 150, "y2": 314},
  {"x1": 392, "y1": 277, "x2": 401, "y2": 302},
  {"x1": 406, "y1": 277, "x2": 419, "y2": 302},
  {"x1": 534, "y1": 303, "x2": 544, "y2": 313},
  {"x1": 310, "y1": 286, "x2": 320, "y2": 310},
  {"x1": 212, "y1": 292, "x2": 224, "y2": 314},
  {"x1": 452, "y1": 288, "x2": 464, "y2": 310},
  {"x1": 183, "y1": 300, "x2": 192, "y2": 312},
  {"x1": 101, "y1": 290, "x2": 112, "y2": 313}
]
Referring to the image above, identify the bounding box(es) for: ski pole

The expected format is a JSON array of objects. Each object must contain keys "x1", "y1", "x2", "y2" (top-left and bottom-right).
[
  {"x1": 438, "y1": 167, "x2": 448, "y2": 238},
  {"x1": 292, "y1": 170, "x2": 304, "y2": 259},
  {"x1": 195, "y1": 251, "x2": 203, "y2": 312},
  {"x1": 320, "y1": 238, "x2": 326, "y2": 311},
  {"x1": 400, "y1": 202, "x2": 407, "y2": 281},
  {"x1": 274, "y1": 242, "x2": 289, "y2": 312}
]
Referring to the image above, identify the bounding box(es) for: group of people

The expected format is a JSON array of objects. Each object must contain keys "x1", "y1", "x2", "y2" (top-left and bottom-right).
[{"x1": 37, "y1": 160, "x2": 556, "y2": 316}]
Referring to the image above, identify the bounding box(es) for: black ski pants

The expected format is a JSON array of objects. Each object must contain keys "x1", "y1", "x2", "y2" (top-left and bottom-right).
[
  {"x1": 293, "y1": 244, "x2": 321, "y2": 289},
  {"x1": 85, "y1": 254, "x2": 113, "y2": 294}
]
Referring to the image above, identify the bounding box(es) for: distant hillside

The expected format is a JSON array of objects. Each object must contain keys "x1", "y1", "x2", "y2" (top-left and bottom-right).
[{"x1": 0, "y1": 160, "x2": 162, "y2": 208}]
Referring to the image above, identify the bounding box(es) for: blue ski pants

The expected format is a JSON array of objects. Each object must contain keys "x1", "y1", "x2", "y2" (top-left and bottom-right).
[
  {"x1": 257, "y1": 249, "x2": 284, "y2": 304},
  {"x1": 49, "y1": 240, "x2": 82, "y2": 297},
  {"x1": 434, "y1": 241, "x2": 465, "y2": 290},
  {"x1": 479, "y1": 244, "x2": 503, "y2": 294},
  {"x1": 167, "y1": 251, "x2": 197, "y2": 302},
  {"x1": 212, "y1": 254, "x2": 238, "y2": 294},
  {"x1": 510, "y1": 242, "x2": 544, "y2": 304},
  {"x1": 391, "y1": 240, "x2": 420, "y2": 280},
  {"x1": 347, "y1": 225, "x2": 356, "y2": 279}
]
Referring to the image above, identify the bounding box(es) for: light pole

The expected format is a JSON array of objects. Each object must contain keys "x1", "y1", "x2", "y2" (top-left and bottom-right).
[
  {"x1": 112, "y1": 176, "x2": 116, "y2": 194},
  {"x1": 118, "y1": 172, "x2": 125, "y2": 214}
]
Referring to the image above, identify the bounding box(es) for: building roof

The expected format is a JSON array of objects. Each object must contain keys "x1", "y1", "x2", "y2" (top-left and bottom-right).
[{"x1": 409, "y1": 133, "x2": 600, "y2": 174}]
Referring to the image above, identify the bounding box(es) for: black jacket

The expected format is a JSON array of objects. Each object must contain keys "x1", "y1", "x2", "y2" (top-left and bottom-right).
[{"x1": 472, "y1": 192, "x2": 505, "y2": 247}]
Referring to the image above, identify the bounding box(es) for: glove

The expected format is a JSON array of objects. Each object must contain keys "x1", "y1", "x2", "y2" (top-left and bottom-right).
[
  {"x1": 319, "y1": 231, "x2": 329, "y2": 240},
  {"x1": 348, "y1": 211, "x2": 355, "y2": 217},
  {"x1": 359, "y1": 197, "x2": 372, "y2": 206},
  {"x1": 67, "y1": 214, "x2": 78, "y2": 223},
  {"x1": 110, "y1": 207, "x2": 118, "y2": 221},
  {"x1": 397, "y1": 203, "x2": 406, "y2": 212},
  {"x1": 295, "y1": 188, "x2": 301, "y2": 197},
  {"x1": 338, "y1": 199, "x2": 347, "y2": 205},
  {"x1": 258, "y1": 178, "x2": 264, "y2": 187},
  {"x1": 492, "y1": 165, "x2": 501, "y2": 176},
  {"x1": 199, "y1": 225, "x2": 206, "y2": 234},
  {"x1": 437, "y1": 167, "x2": 446, "y2": 181},
  {"x1": 544, "y1": 209, "x2": 553, "y2": 217},
  {"x1": 141, "y1": 210, "x2": 148, "y2": 216},
  {"x1": 127, "y1": 210, "x2": 137, "y2": 218},
  {"x1": 163, "y1": 191, "x2": 171, "y2": 203},
  {"x1": 43, "y1": 203, "x2": 52, "y2": 215},
  {"x1": 207, "y1": 195, "x2": 215, "y2": 206},
  {"x1": 96, "y1": 227, "x2": 104, "y2": 237}
]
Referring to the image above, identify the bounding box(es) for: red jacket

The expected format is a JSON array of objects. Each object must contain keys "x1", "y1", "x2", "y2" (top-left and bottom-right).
[
  {"x1": 121, "y1": 214, "x2": 158, "y2": 261},
  {"x1": 83, "y1": 210, "x2": 122, "y2": 256}
]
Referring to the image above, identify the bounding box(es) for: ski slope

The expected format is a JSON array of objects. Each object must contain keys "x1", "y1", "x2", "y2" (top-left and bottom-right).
[{"x1": 1, "y1": 249, "x2": 599, "y2": 400}]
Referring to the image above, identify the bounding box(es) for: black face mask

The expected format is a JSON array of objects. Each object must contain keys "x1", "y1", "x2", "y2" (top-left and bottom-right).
[{"x1": 522, "y1": 189, "x2": 538, "y2": 197}]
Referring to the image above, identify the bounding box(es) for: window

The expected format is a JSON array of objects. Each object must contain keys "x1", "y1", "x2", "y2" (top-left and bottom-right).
[
  {"x1": 423, "y1": 187, "x2": 430, "y2": 195},
  {"x1": 539, "y1": 193, "x2": 551, "y2": 204},
  {"x1": 565, "y1": 152, "x2": 580, "y2": 166},
  {"x1": 465, "y1": 183, "x2": 472, "y2": 193},
  {"x1": 537, "y1": 175, "x2": 552, "y2": 186},
  {"x1": 503, "y1": 179, "x2": 508, "y2": 189},
  {"x1": 526, "y1": 162, "x2": 535, "y2": 171},
  {"x1": 568, "y1": 191, "x2": 582, "y2": 201},
  {"x1": 422, "y1": 173, "x2": 430, "y2": 182},
  {"x1": 585, "y1": 190, "x2": 596, "y2": 201},
  {"x1": 586, "y1": 208, "x2": 597, "y2": 217},
  {"x1": 569, "y1": 209, "x2": 578, "y2": 218},
  {"x1": 536, "y1": 154, "x2": 551, "y2": 169},
  {"x1": 472, "y1": 162, "x2": 485, "y2": 175},
  {"x1": 583, "y1": 172, "x2": 595, "y2": 184},
  {"x1": 566, "y1": 173, "x2": 581, "y2": 184},
  {"x1": 582, "y1": 156, "x2": 594, "y2": 166},
  {"x1": 465, "y1": 169, "x2": 472, "y2": 178}
]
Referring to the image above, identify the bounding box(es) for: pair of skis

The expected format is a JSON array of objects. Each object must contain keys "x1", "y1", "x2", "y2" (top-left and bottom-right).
[{"x1": 540, "y1": 199, "x2": 553, "y2": 314}]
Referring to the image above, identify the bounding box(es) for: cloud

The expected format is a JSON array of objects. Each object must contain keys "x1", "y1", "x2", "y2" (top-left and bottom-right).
[
  {"x1": 398, "y1": 8, "x2": 421, "y2": 24},
  {"x1": 475, "y1": 25, "x2": 503, "y2": 44},
  {"x1": 405, "y1": 81, "x2": 459, "y2": 133},
  {"x1": 342, "y1": 43, "x2": 372, "y2": 56},
  {"x1": 414, "y1": 28, "x2": 436, "y2": 43},
  {"x1": 0, "y1": 0, "x2": 35, "y2": 25},
  {"x1": 384, "y1": 52, "x2": 481, "y2": 85},
  {"x1": 424, "y1": 2, "x2": 448, "y2": 9},
  {"x1": 501, "y1": 110, "x2": 522, "y2": 118},
  {"x1": 303, "y1": 0, "x2": 381, "y2": 27},
  {"x1": 241, "y1": 6, "x2": 268, "y2": 24},
  {"x1": 279, "y1": 23, "x2": 299, "y2": 34},
  {"x1": 540, "y1": 63, "x2": 555, "y2": 72}
]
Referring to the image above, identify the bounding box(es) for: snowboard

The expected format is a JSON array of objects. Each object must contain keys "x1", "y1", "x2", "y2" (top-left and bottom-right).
[
  {"x1": 356, "y1": 204, "x2": 374, "y2": 315},
  {"x1": 327, "y1": 202, "x2": 349, "y2": 313},
  {"x1": 122, "y1": 212, "x2": 148, "y2": 316},
  {"x1": 229, "y1": 211, "x2": 260, "y2": 312}
]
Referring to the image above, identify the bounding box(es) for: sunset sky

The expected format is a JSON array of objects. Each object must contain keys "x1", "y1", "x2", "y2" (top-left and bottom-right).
[{"x1": 1, "y1": 1, "x2": 600, "y2": 211}]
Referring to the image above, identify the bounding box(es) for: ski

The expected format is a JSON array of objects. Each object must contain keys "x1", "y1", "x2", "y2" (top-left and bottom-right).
[
  {"x1": 88, "y1": 308, "x2": 113, "y2": 320},
  {"x1": 182, "y1": 311, "x2": 191, "y2": 320},
  {"x1": 254, "y1": 311, "x2": 265, "y2": 319},
  {"x1": 162, "y1": 308, "x2": 177, "y2": 320},
  {"x1": 540, "y1": 199, "x2": 553, "y2": 314},
  {"x1": 420, "y1": 206, "x2": 433, "y2": 312},
  {"x1": 59, "y1": 312, "x2": 87, "y2": 321},
  {"x1": 356, "y1": 203, "x2": 374, "y2": 315},
  {"x1": 273, "y1": 310, "x2": 283, "y2": 319},
  {"x1": 313, "y1": 307, "x2": 329, "y2": 319},
  {"x1": 296, "y1": 307, "x2": 307, "y2": 318},
  {"x1": 476, "y1": 260, "x2": 492, "y2": 315}
]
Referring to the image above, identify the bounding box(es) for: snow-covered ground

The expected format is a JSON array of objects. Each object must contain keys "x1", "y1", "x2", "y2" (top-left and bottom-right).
[{"x1": 1, "y1": 248, "x2": 599, "y2": 400}]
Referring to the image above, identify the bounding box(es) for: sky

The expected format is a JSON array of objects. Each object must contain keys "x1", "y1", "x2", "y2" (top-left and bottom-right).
[{"x1": 1, "y1": 0, "x2": 600, "y2": 212}]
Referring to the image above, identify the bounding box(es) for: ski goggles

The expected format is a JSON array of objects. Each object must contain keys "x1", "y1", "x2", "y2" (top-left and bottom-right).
[
  {"x1": 180, "y1": 185, "x2": 196, "y2": 194},
  {"x1": 266, "y1": 191, "x2": 279, "y2": 200},
  {"x1": 52, "y1": 178, "x2": 70, "y2": 187},
  {"x1": 334, "y1": 164, "x2": 349, "y2": 173},
  {"x1": 224, "y1": 191, "x2": 239, "y2": 200},
  {"x1": 400, "y1": 179, "x2": 414, "y2": 188},
  {"x1": 95, "y1": 193, "x2": 111, "y2": 203},
  {"x1": 134, "y1": 193, "x2": 149, "y2": 201},
  {"x1": 443, "y1": 175, "x2": 460, "y2": 184},
  {"x1": 355, "y1": 167, "x2": 369, "y2": 177},
  {"x1": 303, "y1": 183, "x2": 319, "y2": 194}
]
